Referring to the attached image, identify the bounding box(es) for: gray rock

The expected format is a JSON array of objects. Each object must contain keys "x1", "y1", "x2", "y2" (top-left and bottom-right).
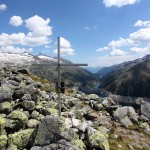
[
  {"x1": 21, "y1": 94, "x2": 32, "y2": 101},
  {"x1": 113, "y1": 106, "x2": 138, "y2": 128},
  {"x1": 102, "y1": 97, "x2": 116, "y2": 107},
  {"x1": 0, "y1": 86, "x2": 14, "y2": 102},
  {"x1": 31, "y1": 139, "x2": 86, "y2": 150},
  {"x1": 22, "y1": 100, "x2": 35, "y2": 111},
  {"x1": 87, "y1": 94, "x2": 99, "y2": 100},
  {"x1": 77, "y1": 121, "x2": 89, "y2": 132},
  {"x1": 93, "y1": 103, "x2": 103, "y2": 111},
  {"x1": 141, "y1": 101, "x2": 150, "y2": 120},
  {"x1": 8, "y1": 129, "x2": 34, "y2": 149},
  {"x1": 86, "y1": 127, "x2": 109, "y2": 150},
  {"x1": 0, "y1": 101, "x2": 12, "y2": 114},
  {"x1": 27, "y1": 119, "x2": 40, "y2": 128},
  {"x1": 34, "y1": 115, "x2": 79, "y2": 146},
  {"x1": 31, "y1": 110, "x2": 39, "y2": 119}
]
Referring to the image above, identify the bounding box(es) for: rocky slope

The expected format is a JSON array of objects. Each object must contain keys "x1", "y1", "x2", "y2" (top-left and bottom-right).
[
  {"x1": 0, "y1": 67, "x2": 150, "y2": 150},
  {"x1": 100, "y1": 56, "x2": 150, "y2": 97},
  {"x1": 0, "y1": 52, "x2": 98, "y2": 89}
]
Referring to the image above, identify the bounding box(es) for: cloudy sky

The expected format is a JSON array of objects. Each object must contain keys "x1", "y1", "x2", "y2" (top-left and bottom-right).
[{"x1": 0, "y1": 0, "x2": 150, "y2": 67}]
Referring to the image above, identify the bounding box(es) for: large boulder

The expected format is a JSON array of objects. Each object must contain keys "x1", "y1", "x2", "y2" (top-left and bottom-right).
[
  {"x1": 33, "y1": 115, "x2": 79, "y2": 146},
  {"x1": 113, "y1": 106, "x2": 138, "y2": 128},
  {"x1": 8, "y1": 129, "x2": 34, "y2": 149},
  {"x1": 86, "y1": 127, "x2": 109, "y2": 150}
]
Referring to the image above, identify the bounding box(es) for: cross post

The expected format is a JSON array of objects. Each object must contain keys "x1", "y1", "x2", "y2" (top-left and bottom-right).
[{"x1": 56, "y1": 37, "x2": 88, "y2": 116}]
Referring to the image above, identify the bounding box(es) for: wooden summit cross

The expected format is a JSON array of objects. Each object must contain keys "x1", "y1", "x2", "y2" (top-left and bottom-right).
[
  {"x1": 33, "y1": 37, "x2": 87, "y2": 116},
  {"x1": 56, "y1": 37, "x2": 88, "y2": 116}
]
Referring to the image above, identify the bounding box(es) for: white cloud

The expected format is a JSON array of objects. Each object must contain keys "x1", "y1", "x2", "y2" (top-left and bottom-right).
[
  {"x1": 0, "y1": 4, "x2": 7, "y2": 11},
  {"x1": 130, "y1": 47, "x2": 150, "y2": 54},
  {"x1": 0, "y1": 15, "x2": 52, "y2": 50},
  {"x1": 25, "y1": 15, "x2": 52, "y2": 37},
  {"x1": 53, "y1": 37, "x2": 74, "y2": 56},
  {"x1": 96, "y1": 55, "x2": 134, "y2": 67},
  {"x1": 96, "y1": 47, "x2": 109, "y2": 52},
  {"x1": 129, "y1": 28, "x2": 150, "y2": 44},
  {"x1": 0, "y1": 33, "x2": 25, "y2": 46},
  {"x1": 103, "y1": 0, "x2": 139, "y2": 7},
  {"x1": 110, "y1": 49, "x2": 127, "y2": 56},
  {"x1": 108, "y1": 38, "x2": 134, "y2": 48},
  {"x1": 0, "y1": 46, "x2": 32, "y2": 53},
  {"x1": 9, "y1": 16, "x2": 23, "y2": 26},
  {"x1": 134, "y1": 20, "x2": 150, "y2": 27}
]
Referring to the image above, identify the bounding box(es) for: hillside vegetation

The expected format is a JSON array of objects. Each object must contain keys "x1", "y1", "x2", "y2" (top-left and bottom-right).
[{"x1": 101, "y1": 59, "x2": 150, "y2": 97}]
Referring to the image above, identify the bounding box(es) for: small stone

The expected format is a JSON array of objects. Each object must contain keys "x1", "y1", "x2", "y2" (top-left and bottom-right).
[
  {"x1": 31, "y1": 110, "x2": 39, "y2": 119},
  {"x1": 27, "y1": 119, "x2": 40, "y2": 128}
]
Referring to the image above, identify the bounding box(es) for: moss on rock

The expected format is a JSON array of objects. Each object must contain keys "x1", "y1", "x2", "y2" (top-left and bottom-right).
[
  {"x1": 71, "y1": 139, "x2": 86, "y2": 150},
  {"x1": 8, "y1": 129, "x2": 34, "y2": 149},
  {"x1": 7, "y1": 110, "x2": 28, "y2": 124},
  {"x1": 0, "y1": 102, "x2": 12, "y2": 114},
  {"x1": 0, "y1": 135, "x2": 7, "y2": 150}
]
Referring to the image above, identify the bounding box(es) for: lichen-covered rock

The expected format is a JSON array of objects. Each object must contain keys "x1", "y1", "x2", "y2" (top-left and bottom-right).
[
  {"x1": 93, "y1": 103, "x2": 103, "y2": 111},
  {"x1": 7, "y1": 144, "x2": 18, "y2": 150},
  {"x1": 22, "y1": 100, "x2": 35, "y2": 111},
  {"x1": 0, "y1": 135, "x2": 7, "y2": 150},
  {"x1": 27, "y1": 119, "x2": 40, "y2": 128},
  {"x1": 42, "y1": 108, "x2": 58, "y2": 115},
  {"x1": 21, "y1": 94, "x2": 32, "y2": 101},
  {"x1": 86, "y1": 127, "x2": 109, "y2": 150},
  {"x1": 113, "y1": 106, "x2": 138, "y2": 128},
  {"x1": 34, "y1": 115, "x2": 79, "y2": 146},
  {"x1": 0, "y1": 86, "x2": 14, "y2": 102},
  {"x1": 71, "y1": 139, "x2": 86, "y2": 150},
  {"x1": 0, "y1": 101, "x2": 12, "y2": 114},
  {"x1": 0, "y1": 117, "x2": 6, "y2": 131},
  {"x1": 5, "y1": 118, "x2": 20, "y2": 130},
  {"x1": 31, "y1": 110, "x2": 39, "y2": 119},
  {"x1": 7, "y1": 110, "x2": 28, "y2": 126},
  {"x1": 8, "y1": 129, "x2": 34, "y2": 149},
  {"x1": 31, "y1": 139, "x2": 85, "y2": 150}
]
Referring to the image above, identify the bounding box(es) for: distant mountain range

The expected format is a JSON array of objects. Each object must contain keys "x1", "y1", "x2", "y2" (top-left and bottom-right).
[
  {"x1": 0, "y1": 52, "x2": 98, "y2": 89},
  {"x1": 99, "y1": 54, "x2": 150, "y2": 97}
]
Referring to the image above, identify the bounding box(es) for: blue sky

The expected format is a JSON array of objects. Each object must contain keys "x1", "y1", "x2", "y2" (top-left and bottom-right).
[{"x1": 0, "y1": 0, "x2": 150, "y2": 66}]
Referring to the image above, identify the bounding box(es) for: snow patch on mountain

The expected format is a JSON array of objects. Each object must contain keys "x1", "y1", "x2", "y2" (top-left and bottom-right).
[{"x1": 0, "y1": 52, "x2": 34, "y2": 67}]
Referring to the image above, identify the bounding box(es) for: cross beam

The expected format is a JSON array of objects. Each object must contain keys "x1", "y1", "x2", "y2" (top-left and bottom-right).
[{"x1": 32, "y1": 37, "x2": 88, "y2": 116}]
